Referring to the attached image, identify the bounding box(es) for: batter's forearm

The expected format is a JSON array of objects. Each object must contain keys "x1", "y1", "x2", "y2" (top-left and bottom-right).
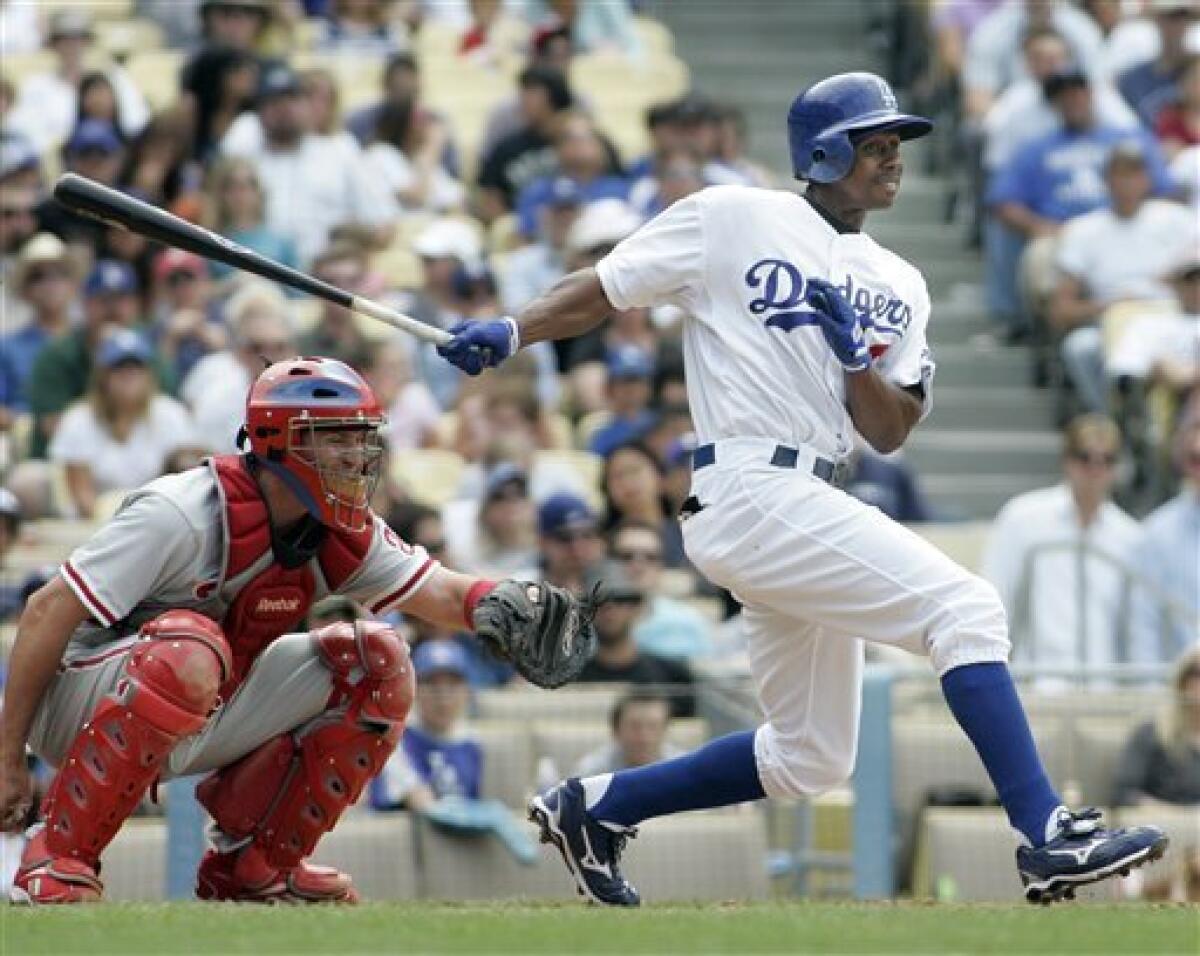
[
  {"x1": 514, "y1": 268, "x2": 613, "y2": 347},
  {"x1": 844, "y1": 369, "x2": 922, "y2": 454},
  {"x1": 0, "y1": 578, "x2": 89, "y2": 765}
]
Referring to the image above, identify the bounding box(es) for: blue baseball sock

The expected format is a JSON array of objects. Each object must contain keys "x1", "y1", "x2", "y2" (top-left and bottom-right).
[
  {"x1": 581, "y1": 730, "x2": 766, "y2": 827},
  {"x1": 941, "y1": 662, "x2": 1063, "y2": 847}
]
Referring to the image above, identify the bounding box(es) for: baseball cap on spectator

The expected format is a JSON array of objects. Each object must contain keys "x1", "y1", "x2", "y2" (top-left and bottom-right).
[
  {"x1": 484, "y1": 462, "x2": 528, "y2": 502},
  {"x1": 153, "y1": 249, "x2": 206, "y2": 285},
  {"x1": 1042, "y1": 65, "x2": 1089, "y2": 99},
  {"x1": 538, "y1": 491, "x2": 597, "y2": 537},
  {"x1": 606, "y1": 344, "x2": 655, "y2": 381},
  {"x1": 13, "y1": 233, "x2": 78, "y2": 291},
  {"x1": 64, "y1": 120, "x2": 122, "y2": 157},
  {"x1": 257, "y1": 62, "x2": 302, "y2": 103},
  {"x1": 412, "y1": 640, "x2": 471, "y2": 681},
  {"x1": 85, "y1": 259, "x2": 139, "y2": 298},
  {"x1": 547, "y1": 176, "x2": 584, "y2": 208},
  {"x1": 0, "y1": 136, "x2": 40, "y2": 182},
  {"x1": 97, "y1": 329, "x2": 153, "y2": 369},
  {"x1": 202, "y1": 0, "x2": 270, "y2": 19},
  {"x1": 566, "y1": 199, "x2": 642, "y2": 255},
  {"x1": 413, "y1": 218, "x2": 481, "y2": 266},
  {"x1": 48, "y1": 10, "x2": 94, "y2": 42}
]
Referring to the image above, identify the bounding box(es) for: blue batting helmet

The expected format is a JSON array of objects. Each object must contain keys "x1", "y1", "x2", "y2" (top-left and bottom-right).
[{"x1": 787, "y1": 72, "x2": 933, "y2": 183}]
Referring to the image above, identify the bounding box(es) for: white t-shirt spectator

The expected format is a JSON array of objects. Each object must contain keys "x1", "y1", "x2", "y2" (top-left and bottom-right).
[
  {"x1": 1171, "y1": 146, "x2": 1200, "y2": 214},
  {"x1": 9, "y1": 67, "x2": 148, "y2": 151},
  {"x1": 49, "y1": 395, "x2": 197, "y2": 493},
  {"x1": 983, "y1": 79, "x2": 1139, "y2": 170},
  {"x1": 364, "y1": 142, "x2": 466, "y2": 214},
  {"x1": 385, "y1": 381, "x2": 441, "y2": 451},
  {"x1": 1108, "y1": 311, "x2": 1200, "y2": 380},
  {"x1": 180, "y1": 351, "x2": 251, "y2": 455},
  {"x1": 982, "y1": 483, "x2": 1141, "y2": 682},
  {"x1": 221, "y1": 128, "x2": 398, "y2": 266},
  {"x1": 964, "y1": 2, "x2": 1103, "y2": 100},
  {"x1": 1055, "y1": 200, "x2": 1197, "y2": 305}
]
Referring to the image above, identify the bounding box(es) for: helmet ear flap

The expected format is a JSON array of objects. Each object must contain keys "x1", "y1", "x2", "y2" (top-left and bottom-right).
[{"x1": 805, "y1": 129, "x2": 855, "y2": 184}]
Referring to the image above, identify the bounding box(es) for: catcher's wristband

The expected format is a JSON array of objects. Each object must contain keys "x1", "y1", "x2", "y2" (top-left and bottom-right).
[{"x1": 463, "y1": 579, "x2": 498, "y2": 630}]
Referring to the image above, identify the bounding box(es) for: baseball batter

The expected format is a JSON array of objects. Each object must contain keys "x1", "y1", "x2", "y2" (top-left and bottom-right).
[
  {"x1": 0, "y1": 357, "x2": 595, "y2": 904},
  {"x1": 437, "y1": 73, "x2": 1168, "y2": 905}
]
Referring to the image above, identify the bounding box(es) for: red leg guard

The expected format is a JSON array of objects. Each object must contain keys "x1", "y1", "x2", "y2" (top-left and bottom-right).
[
  {"x1": 195, "y1": 621, "x2": 412, "y2": 902},
  {"x1": 15, "y1": 612, "x2": 230, "y2": 904}
]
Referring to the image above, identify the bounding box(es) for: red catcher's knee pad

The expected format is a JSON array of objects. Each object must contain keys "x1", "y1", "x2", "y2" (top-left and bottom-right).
[
  {"x1": 43, "y1": 611, "x2": 231, "y2": 864},
  {"x1": 197, "y1": 621, "x2": 412, "y2": 869}
]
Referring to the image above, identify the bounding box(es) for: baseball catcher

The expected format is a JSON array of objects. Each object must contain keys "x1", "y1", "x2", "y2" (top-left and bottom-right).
[{"x1": 0, "y1": 357, "x2": 596, "y2": 904}]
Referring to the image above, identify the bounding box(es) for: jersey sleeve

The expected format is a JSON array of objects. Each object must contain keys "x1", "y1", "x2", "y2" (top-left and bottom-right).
[
  {"x1": 61, "y1": 492, "x2": 200, "y2": 628},
  {"x1": 340, "y1": 515, "x2": 439, "y2": 614},
  {"x1": 595, "y1": 191, "x2": 707, "y2": 311},
  {"x1": 876, "y1": 275, "x2": 936, "y2": 420}
]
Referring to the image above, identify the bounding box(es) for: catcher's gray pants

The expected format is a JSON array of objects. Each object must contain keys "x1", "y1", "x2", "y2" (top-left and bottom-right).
[{"x1": 28, "y1": 632, "x2": 334, "y2": 777}]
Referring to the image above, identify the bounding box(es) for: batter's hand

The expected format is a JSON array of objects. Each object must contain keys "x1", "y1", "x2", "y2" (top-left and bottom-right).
[
  {"x1": 805, "y1": 278, "x2": 871, "y2": 372},
  {"x1": 437, "y1": 317, "x2": 520, "y2": 375},
  {"x1": 0, "y1": 755, "x2": 33, "y2": 832}
]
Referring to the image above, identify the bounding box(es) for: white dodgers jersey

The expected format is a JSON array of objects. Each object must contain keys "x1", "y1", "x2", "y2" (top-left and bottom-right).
[{"x1": 595, "y1": 186, "x2": 935, "y2": 460}]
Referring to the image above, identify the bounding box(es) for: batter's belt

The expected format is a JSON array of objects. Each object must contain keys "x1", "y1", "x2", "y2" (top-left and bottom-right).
[{"x1": 681, "y1": 438, "x2": 850, "y2": 518}]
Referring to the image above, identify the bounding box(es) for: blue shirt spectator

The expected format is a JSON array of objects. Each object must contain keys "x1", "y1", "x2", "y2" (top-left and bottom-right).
[
  {"x1": 987, "y1": 125, "x2": 1173, "y2": 224},
  {"x1": 845, "y1": 447, "x2": 937, "y2": 523},
  {"x1": 516, "y1": 172, "x2": 629, "y2": 240},
  {"x1": 1116, "y1": 4, "x2": 1197, "y2": 127}
]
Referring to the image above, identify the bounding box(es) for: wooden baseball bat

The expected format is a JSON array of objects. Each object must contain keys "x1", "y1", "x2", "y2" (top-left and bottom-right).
[{"x1": 52, "y1": 173, "x2": 451, "y2": 346}]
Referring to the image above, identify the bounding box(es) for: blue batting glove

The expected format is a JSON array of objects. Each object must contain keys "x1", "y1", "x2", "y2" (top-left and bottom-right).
[
  {"x1": 436, "y1": 317, "x2": 520, "y2": 375},
  {"x1": 805, "y1": 277, "x2": 871, "y2": 372}
]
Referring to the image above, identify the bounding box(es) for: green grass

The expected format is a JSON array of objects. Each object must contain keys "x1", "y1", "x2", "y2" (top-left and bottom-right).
[{"x1": 2, "y1": 901, "x2": 1196, "y2": 956}]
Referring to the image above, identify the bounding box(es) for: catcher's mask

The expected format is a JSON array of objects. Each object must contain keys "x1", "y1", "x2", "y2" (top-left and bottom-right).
[{"x1": 242, "y1": 356, "x2": 385, "y2": 533}]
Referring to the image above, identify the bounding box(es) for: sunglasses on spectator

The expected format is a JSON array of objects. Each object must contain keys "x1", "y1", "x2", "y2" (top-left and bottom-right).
[
  {"x1": 608, "y1": 593, "x2": 644, "y2": 606},
  {"x1": 1069, "y1": 450, "x2": 1118, "y2": 467},
  {"x1": 614, "y1": 548, "x2": 662, "y2": 564},
  {"x1": 1, "y1": 206, "x2": 33, "y2": 219},
  {"x1": 242, "y1": 339, "x2": 291, "y2": 354},
  {"x1": 550, "y1": 528, "x2": 596, "y2": 543},
  {"x1": 166, "y1": 270, "x2": 198, "y2": 287},
  {"x1": 26, "y1": 266, "x2": 69, "y2": 284},
  {"x1": 423, "y1": 539, "x2": 447, "y2": 554}
]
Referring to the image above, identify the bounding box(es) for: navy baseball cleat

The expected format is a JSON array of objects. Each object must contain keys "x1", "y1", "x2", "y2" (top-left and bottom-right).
[
  {"x1": 1016, "y1": 807, "x2": 1169, "y2": 904},
  {"x1": 528, "y1": 779, "x2": 641, "y2": 906}
]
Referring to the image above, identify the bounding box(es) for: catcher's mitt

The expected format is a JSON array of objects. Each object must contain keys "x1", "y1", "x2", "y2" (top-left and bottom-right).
[{"x1": 471, "y1": 580, "x2": 600, "y2": 689}]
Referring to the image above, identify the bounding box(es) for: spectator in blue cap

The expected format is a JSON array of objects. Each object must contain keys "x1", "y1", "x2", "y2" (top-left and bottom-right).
[
  {"x1": 446, "y1": 463, "x2": 538, "y2": 578},
  {"x1": 536, "y1": 491, "x2": 606, "y2": 593},
  {"x1": 0, "y1": 134, "x2": 41, "y2": 190},
  {"x1": 370, "y1": 640, "x2": 482, "y2": 811},
  {"x1": 25, "y1": 259, "x2": 174, "y2": 461},
  {"x1": 499, "y1": 175, "x2": 583, "y2": 316},
  {"x1": 589, "y1": 345, "x2": 658, "y2": 457},
  {"x1": 48, "y1": 328, "x2": 197, "y2": 519},
  {"x1": 63, "y1": 120, "x2": 125, "y2": 186}
]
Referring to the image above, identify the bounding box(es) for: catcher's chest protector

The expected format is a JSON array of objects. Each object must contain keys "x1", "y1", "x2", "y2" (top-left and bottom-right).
[{"x1": 211, "y1": 456, "x2": 373, "y2": 694}]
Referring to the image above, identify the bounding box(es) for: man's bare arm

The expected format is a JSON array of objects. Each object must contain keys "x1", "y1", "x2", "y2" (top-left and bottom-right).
[
  {"x1": 514, "y1": 267, "x2": 613, "y2": 348},
  {"x1": 1, "y1": 577, "x2": 91, "y2": 767},
  {"x1": 844, "y1": 371, "x2": 924, "y2": 454}
]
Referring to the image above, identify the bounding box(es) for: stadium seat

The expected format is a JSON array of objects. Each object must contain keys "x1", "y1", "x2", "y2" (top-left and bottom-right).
[
  {"x1": 312, "y1": 813, "x2": 420, "y2": 901},
  {"x1": 912, "y1": 522, "x2": 991, "y2": 573},
  {"x1": 473, "y1": 720, "x2": 537, "y2": 807},
  {"x1": 1069, "y1": 717, "x2": 1136, "y2": 808},
  {"x1": 531, "y1": 449, "x2": 601, "y2": 496},
  {"x1": 104, "y1": 820, "x2": 169, "y2": 902},
  {"x1": 125, "y1": 50, "x2": 183, "y2": 111},
  {"x1": 914, "y1": 807, "x2": 1116, "y2": 902},
  {"x1": 532, "y1": 717, "x2": 707, "y2": 776},
  {"x1": 389, "y1": 448, "x2": 466, "y2": 508},
  {"x1": 632, "y1": 16, "x2": 674, "y2": 56},
  {"x1": 476, "y1": 685, "x2": 621, "y2": 723}
]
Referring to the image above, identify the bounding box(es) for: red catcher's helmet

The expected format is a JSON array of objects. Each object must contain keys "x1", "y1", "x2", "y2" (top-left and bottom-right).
[{"x1": 244, "y1": 357, "x2": 386, "y2": 533}]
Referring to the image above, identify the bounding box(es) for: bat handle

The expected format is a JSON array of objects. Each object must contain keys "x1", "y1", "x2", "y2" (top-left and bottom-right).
[{"x1": 350, "y1": 296, "x2": 453, "y2": 347}]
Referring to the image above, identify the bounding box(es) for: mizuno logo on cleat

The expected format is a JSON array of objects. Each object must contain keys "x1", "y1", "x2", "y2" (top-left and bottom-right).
[
  {"x1": 578, "y1": 829, "x2": 612, "y2": 877},
  {"x1": 1045, "y1": 838, "x2": 1105, "y2": 866}
]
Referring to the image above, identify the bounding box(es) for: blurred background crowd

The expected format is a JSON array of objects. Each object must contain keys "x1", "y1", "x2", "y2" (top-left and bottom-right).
[{"x1": 0, "y1": 0, "x2": 1196, "y2": 903}]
